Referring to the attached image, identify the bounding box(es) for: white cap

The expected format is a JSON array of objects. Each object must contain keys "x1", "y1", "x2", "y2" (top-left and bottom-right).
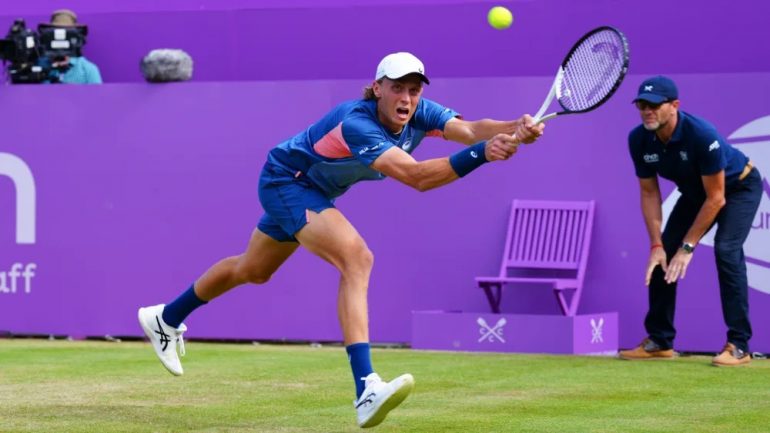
[{"x1": 375, "y1": 52, "x2": 430, "y2": 84}]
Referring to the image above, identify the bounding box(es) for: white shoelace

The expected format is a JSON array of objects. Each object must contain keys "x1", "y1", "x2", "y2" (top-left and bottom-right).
[
  {"x1": 363, "y1": 373, "x2": 382, "y2": 387},
  {"x1": 176, "y1": 332, "x2": 186, "y2": 357},
  {"x1": 175, "y1": 322, "x2": 188, "y2": 357}
]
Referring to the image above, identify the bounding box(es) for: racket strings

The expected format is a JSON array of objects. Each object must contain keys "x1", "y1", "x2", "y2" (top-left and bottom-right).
[{"x1": 560, "y1": 30, "x2": 626, "y2": 112}]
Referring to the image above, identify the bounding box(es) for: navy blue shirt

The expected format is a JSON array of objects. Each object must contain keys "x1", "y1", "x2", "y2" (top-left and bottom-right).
[
  {"x1": 267, "y1": 98, "x2": 458, "y2": 198},
  {"x1": 628, "y1": 111, "x2": 748, "y2": 200}
]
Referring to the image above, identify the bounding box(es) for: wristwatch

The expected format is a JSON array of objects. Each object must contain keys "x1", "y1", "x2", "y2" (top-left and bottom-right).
[{"x1": 681, "y1": 242, "x2": 695, "y2": 253}]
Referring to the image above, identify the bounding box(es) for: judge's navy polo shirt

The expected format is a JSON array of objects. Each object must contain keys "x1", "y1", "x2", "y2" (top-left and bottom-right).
[{"x1": 628, "y1": 110, "x2": 749, "y2": 200}]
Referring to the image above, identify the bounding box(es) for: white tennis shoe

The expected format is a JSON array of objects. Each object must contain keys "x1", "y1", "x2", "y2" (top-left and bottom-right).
[
  {"x1": 137, "y1": 304, "x2": 187, "y2": 376},
  {"x1": 354, "y1": 372, "x2": 414, "y2": 428}
]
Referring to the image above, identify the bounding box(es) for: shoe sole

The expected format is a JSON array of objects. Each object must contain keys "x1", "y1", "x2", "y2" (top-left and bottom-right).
[
  {"x1": 618, "y1": 355, "x2": 675, "y2": 361},
  {"x1": 137, "y1": 307, "x2": 183, "y2": 376},
  {"x1": 618, "y1": 351, "x2": 676, "y2": 361},
  {"x1": 711, "y1": 361, "x2": 751, "y2": 367},
  {"x1": 360, "y1": 374, "x2": 414, "y2": 428}
]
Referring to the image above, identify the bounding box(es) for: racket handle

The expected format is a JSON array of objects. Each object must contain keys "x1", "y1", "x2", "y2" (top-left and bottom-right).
[{"x1": 535, "y1": 113, "x2": 557, "y2": 123}]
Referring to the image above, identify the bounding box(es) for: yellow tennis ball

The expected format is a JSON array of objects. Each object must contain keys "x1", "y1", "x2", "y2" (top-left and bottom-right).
[{"x1": 487, "y1": 6, "x2": 513, "y2": 30}]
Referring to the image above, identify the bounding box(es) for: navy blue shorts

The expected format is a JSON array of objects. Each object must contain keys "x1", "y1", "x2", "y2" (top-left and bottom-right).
[{"x1": 257, "y1": 163, "x2": 335, "y2": 242}]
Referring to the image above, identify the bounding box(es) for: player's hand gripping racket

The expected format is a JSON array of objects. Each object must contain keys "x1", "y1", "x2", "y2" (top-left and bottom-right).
[{"x1": 528, "y1": 26, "x2": 629, "y2": 129}]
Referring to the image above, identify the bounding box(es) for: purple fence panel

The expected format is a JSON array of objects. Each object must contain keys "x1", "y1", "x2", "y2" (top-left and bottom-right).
[{"x1": 0, "y1": 73, "x2": 768, "y2": 352}]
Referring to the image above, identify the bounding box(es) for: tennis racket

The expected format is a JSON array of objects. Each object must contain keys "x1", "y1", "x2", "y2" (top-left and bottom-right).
[{"x1": 531, "y1": 26, "x2": 629, "y2": 125}]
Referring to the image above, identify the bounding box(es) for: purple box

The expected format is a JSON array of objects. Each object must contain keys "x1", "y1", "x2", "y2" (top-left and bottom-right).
[{"x1": 412, "y1": 311, "x2": 618, "y2": 355}]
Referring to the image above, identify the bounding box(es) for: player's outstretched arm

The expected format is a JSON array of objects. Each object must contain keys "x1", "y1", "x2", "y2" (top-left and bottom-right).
[
  {"x1": 371, "y1": 133, "x2": 520, "y2": 192},
  {"x1": 443, "y1": 115, "x2": 544, "y2": 145}
]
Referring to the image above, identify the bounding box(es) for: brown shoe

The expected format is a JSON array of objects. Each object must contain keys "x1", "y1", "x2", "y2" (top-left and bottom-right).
[
  {"x1": 618, "y1": 338, "x2": 675, "y2": 360},
  {"x1": 712, "y1": 343, "x2": 751, "y2": 367}
]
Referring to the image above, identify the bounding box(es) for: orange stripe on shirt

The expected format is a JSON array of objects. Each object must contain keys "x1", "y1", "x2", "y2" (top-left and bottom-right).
[{"x1": 313, "y1": 123, "x2": 353, "y2": 158}]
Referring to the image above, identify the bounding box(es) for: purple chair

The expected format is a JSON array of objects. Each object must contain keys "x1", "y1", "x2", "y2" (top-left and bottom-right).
[{"x1": 476, "y1": 200, "x2": 596, "y2": 316}]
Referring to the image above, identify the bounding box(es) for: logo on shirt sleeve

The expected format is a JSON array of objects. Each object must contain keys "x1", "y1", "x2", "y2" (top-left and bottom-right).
[
  {"x1": 708, "y1": 140, "x2": 720, "y2": 151},
  {"x1": 359, "y1": 141, "x2": 386, "y2": 155},
  {"x1": 643, "y1": 153, "x2": 659, "y2": 163}
]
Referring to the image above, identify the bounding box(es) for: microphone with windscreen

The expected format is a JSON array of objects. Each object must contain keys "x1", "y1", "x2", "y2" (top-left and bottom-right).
[{"x1": 140, "y1": 49, "x2": 193, "y2": 83}]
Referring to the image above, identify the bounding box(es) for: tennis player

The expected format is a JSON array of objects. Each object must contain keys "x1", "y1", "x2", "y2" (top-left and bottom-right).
[
  {"x1": 620, "y1": 76, "x2": 762, "y2": 366},
  {"x1": 139, "y1": 52, "x2": 544, "y2": 427}
]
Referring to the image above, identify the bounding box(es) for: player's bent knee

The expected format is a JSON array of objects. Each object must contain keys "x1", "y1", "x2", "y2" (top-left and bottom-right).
[
  {"x1": 360, "y1": 247, "x2": 375, "y2": 268},
  {"x1": 335, "y1": 247, "x2": 374, "y2": 277},
  {"x1": 233, "y1": 264, "x2": 272, "y2": 285},
  {"x1": 346, "y1": 244, "x2": 374, "y2": 271},
  {"x1": 247, "y1": 274, "x2": 272, "y2": 285}
]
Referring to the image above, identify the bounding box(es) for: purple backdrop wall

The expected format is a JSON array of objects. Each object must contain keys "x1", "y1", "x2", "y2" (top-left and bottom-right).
[
  {"x1": 1, "y1": 74, "x2": 769, "y2": 352},
  {"x1": 2, "y1": 0, "x2": 769, "y2": 83},
  {"x1": 2, "y1": 0, "x2": 769, "y2": 352}
]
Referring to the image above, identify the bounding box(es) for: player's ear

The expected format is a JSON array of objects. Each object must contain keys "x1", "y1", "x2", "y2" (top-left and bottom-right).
[
  {"x1": 671, "y1": 100, "x2": 680, "y2": 110},
  {"x1": 372, "y1": 80, "x2": 383, "y2": 98}
]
